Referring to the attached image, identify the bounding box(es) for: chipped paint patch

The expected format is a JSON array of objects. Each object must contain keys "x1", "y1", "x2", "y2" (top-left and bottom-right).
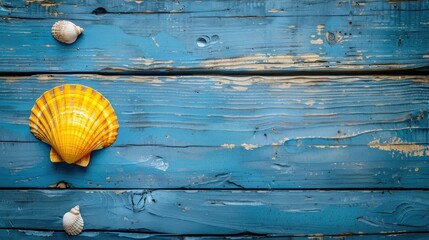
[
  {"x1": 276, "y1": 83, "x2": 291, "y2": 88},
  {"x1": 352, "y1": 1, "x2": 367, "y2": 6},
  {"x1": 221, "y1": 144, "x2": 235, "y2": 149},
  {"x1": 114, "y1": 190, "x2": 127, "y2": 195},
  {"x1": 278, "y1": 137, "x2": 290, "y2": 144},
  {"x1": 231, "y1": 86, "x2": 248, "y2": 91},
  {"x1": 423, "y1": 55, "x2": 429, "y2": 58},
  {"x1": 305, "y1": 99, "x2": 315, "y2": 106},
  {"x1": 129, "y1": 57, "x2": 173, "y2": 67},
  {"x1": 36, "y1": 75, "x2": 64, "y2": 81},
  {"x1": 369, "y1": 137, "x2": 429, "y2": 157},
  {"x1": 241, "y1": 143, "x2": 259, "y2": 150},
  {"x1": 126, "y1": 76, "x2": 163, "y2": 84},
  {"x1": 316, "y1": 24, "x2": 325, "y2": 35},
  {"x1": 76, "y1": 74, "x2": 121, "y2": 80},
  {"x1": 268, "y1": 9, "x2": 286, "y2": 12},
  {"x1": 202, "y1": 53, "x2": 326, "y2": 71},
  {"x1": 311, "y1": 38, "x2": 324, "y2": 45}
]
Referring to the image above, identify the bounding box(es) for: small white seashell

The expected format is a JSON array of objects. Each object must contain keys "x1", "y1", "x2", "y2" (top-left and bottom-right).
[
  {"x1": 51, "y1": 20, "x2": 84, "y2": 44},
  {"x1": 63, "y1": 205, "x2": 84, "y2": 236}
]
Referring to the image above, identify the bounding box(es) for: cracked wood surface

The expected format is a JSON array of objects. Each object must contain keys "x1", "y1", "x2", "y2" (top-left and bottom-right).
[
  {"x1": 0, "y1": 75, "x2": 428, "y2": 189},
  {"x1": 0, "y1": 0, "x2": 428, "y2": 73},
  {"x1": 0, "y1": 190, "x2": 428, "y2": 235}
]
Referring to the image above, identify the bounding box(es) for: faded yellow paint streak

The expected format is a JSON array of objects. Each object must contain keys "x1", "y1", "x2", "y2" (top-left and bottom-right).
[{"x1": 369, "y1": 137, "x2": 429, "y2": 157}]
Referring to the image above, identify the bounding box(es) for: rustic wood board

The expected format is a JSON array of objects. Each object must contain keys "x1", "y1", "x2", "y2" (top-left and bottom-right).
[
  {"x1": 2, "y1": 141, "x2": 429, "y2": 189},
  {"x1": 1, "y1": 230, "x2": 428, "y2": 240},
  {"x1": 1, "y1": 75, "x2": 428, "y2": 145},
  {"x1": 0, "y1": 0, "x2": 428, "y2": 73},
  {"x1": 0, "y1": 190, "x2": 428, "y2": 235},
  {"x1": 0, "y1": 75, "x2": 428, "y2": 189},
  {"x1": 1, "y1": 0, "x2": 429, "y2": 236}
]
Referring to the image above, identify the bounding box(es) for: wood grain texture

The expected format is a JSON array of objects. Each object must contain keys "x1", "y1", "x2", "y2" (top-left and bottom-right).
[
  {"x1": 2, "y1": 141, "x2": 429, "y2": 189},
  {"x1": 0, "y1": 190, "x2": 429, "y2": 235},
  {"x1": 1, "y1": 230, "x2": 428, "y2": 240},
  {"x1": 2, "y1": 0, "x2": 429, "y2": 238},
  {"x1": 1, "y1": 75, "x2": 428, "y2": 145},
  {"x1": 0, "y1": 0, "x2": 428, "y2": 73},
  {"x1": 0, "y1": 75, "x2": 428, "y2": 189}
]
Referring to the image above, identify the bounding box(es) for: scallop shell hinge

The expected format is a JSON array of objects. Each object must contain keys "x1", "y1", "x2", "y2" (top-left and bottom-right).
[
  {"x1": 51, "y1": 20, "x2": 84, "y2": 44},
  {"x1": 63, "y1": 205, "x2": 84, "y2": 236},
  {"x1": 29, "y1": 84, "x2": 119, "y2": 167}
]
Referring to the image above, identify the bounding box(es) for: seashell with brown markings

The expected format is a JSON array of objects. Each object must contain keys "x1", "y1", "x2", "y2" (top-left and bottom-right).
[
  {"x1": 51, "y1": 20, "x2": 84, "y2": 44},
  {"x1": 29, "y1": 84, "x2": 119, "y2": 167},
  {"x1": 63, "y1": 205, "x2": 84, "y2": 236}
]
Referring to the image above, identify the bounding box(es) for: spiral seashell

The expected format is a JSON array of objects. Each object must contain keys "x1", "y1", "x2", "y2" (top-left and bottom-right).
[
  {"x1": 29, "y1": 84, "x2": 119, "y2": 167},
  {"x1": 63, "y1": 205, "x2": 84, "y2": 236},
  {"x1": 51, "y1": 20, "x2": 84, "y2": 44}
]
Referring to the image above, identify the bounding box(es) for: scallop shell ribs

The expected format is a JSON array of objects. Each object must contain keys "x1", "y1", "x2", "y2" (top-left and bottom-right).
[
  {"x1": 51, "y1": 20, "x2": 84, "y2": 44},
  {"x1": 63, "y1": 205, "x2": 84, "y2": 236},
  {"x1": 29, "y1": 84, "x2": 119, "y2": 167}
]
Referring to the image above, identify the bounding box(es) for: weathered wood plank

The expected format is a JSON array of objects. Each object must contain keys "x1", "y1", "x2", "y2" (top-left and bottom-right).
[
  {"x1": 0, "y1": 0, "x2": 428, "y2": 72},
  {"x1": 1, "y1": 75, "x2": 428, "y2": 146},
  {"x1": 1, "y1": 141, "x2": 429, "y2": 189},
  {"x1": 0, "y1": 75, "x2": 427, "y2": 188},
  {"x1": 0, "y1": 190, "x2": 428, "y2": 235},
  {"x1": 1, "y1": 230, "x2": 428, "y2": 240}
]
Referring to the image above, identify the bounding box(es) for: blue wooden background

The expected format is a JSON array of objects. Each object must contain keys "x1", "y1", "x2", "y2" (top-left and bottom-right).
[{"x1": 0, "y1": 0, "x2": 429, "y2": 239}]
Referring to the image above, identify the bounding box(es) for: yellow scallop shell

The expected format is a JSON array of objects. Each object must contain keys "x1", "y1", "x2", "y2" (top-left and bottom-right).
[{"x1": 29, "y1": 84, "x2": 119, "y2": 167}]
